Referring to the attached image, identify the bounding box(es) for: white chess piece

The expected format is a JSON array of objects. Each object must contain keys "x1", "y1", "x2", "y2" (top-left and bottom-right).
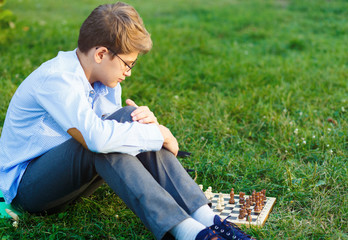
[
  {"x1": 216, "y1": 199, "x2": 224, "y2": 212},
  {"x1": 206, "y1": 187, "x2": 213, "y2": 200},
  {"x1": 219, "y1": 193, "x2": 224, "y2": 206},
  {"x1": 204, "y1": 187, "x2": 213, "y2": 200},
  {"x1": 199, "y1": 184, "x2": 203, "y2": 191},
  {"x1": 220, "y1": 197, "x2": 224, "y2": 206}
]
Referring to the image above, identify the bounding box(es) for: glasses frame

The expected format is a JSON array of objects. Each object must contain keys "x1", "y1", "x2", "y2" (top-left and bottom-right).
[{"x1": 107, "y1": 48, "x2": 137, "y2": 72}]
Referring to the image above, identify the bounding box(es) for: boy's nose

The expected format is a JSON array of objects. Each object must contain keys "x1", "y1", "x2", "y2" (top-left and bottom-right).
[{"x1": 124, "y1": 69, "x2": 132, "y2": 77}]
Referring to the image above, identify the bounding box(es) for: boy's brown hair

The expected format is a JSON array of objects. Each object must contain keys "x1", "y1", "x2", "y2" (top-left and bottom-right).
[{"x1": 78, "y1": 2, "x2": 152, "y2": 55}]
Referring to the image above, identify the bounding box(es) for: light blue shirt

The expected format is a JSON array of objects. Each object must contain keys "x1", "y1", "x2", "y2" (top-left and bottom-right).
[{"x1": 0, "y1": 49, "x2": 164, "y2": 204}]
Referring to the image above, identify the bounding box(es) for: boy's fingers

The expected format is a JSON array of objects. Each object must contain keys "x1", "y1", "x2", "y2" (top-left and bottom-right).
[
  {"x1": 126, "y1": 99, "x2": 138, "y2": 107},
  {"x1": 127, "y1": 104, "x2": 158, "y2": 124},
  {"x1": 132, "y1": 111, "x2": 156, "y2": 122},
  {"x1": 138, "y1": 116, "x2": 154, "y2": 124},
  {"x1": 132, "y1": 111, "x2": 146, "y2": 120},
  {"x1": 131, "y1": 106, "x2": 151, "y2": 117}
]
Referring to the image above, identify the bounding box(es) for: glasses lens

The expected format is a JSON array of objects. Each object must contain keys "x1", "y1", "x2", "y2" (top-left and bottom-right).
[
  {"x1": 127, "y1": 59, "x2": 137, "y2": 72},
  {"x1": 130, "y1": 59, "x2": 137, "y2": 68}
]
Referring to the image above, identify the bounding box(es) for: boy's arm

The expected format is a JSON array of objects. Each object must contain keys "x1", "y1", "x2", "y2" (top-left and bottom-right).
[
  {"x1": 158, "y1": 125, "x2": 179, "y2": 156},
  {"x1": 35, "y1": 73, "x2": 163, "y2": 155},
  {"x1": 67, "y1": 124, "x2": 179, "y2": 156},
  {"x1": 126, "y1": 99, "x2": 179, "y2": 156},
  {"x1": 67, "y1": 128, "x2": 88, "y2": 149}
]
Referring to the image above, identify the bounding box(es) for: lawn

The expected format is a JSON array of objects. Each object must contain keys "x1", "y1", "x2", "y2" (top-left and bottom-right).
[{"x1": 0, "y1": 0, "x2": 347, "y2": 239}]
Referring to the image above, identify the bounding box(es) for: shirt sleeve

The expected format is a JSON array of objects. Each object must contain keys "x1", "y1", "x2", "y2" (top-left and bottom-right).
[{"x1": 35, "y1": 72, "x2": 164, "y2": 155}]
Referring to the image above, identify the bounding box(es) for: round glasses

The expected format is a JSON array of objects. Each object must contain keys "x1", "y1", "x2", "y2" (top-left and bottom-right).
[{"x1": 107, "y1": 48, "x2": 137, "y2": 72}]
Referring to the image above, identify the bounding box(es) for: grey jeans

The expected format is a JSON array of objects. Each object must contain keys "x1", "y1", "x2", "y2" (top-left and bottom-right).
[{"x1": 12, "y1": 106, "x2": 209, "y2": 239}]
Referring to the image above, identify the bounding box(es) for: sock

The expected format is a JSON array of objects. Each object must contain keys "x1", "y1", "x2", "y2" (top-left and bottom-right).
[
  {"x1": 170, "y1": 217, "x2": 206, "y2": 240},
  {"x1": 190, "y1": 204, "x2": 216, "y2": 227}
]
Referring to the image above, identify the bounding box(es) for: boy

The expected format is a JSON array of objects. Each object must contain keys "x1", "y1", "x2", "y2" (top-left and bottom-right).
[{"x1": 0, "y1": 2, "x2": 255, "y2": 240}]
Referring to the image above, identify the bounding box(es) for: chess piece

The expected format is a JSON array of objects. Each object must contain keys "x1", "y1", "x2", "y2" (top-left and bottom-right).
[
  {"x1": 246, "y1": 209, "x2": 252, "y2": 222},
  {"x1": 239, "y1": 192, "x2": 245, "y2": 205},
  {"x1": 204, "y1": 188, "x2": 212, "y2": 200},
  {"x1": 254, "y1": 200, "x2": 261, "y2": 213},
  {"x1": 243, "y1": 208, "x2": 247, "y2": 217},
  {"x1": 229, "y1": 188, "x2": 235, "y2": 204},
  {"x1": 219, "y1": 193, "x2": 224, "y2": 207},
  {"x1": 260, "y1": 193, "x2": 264, "y2": 207},
  {"x1": 204, "y1": 187, "x2": 213, "y2": 200},
  {"x1": 246, "y1": 197, "x2": 251, "y2": 208},
  {"x1": 198, "y1": 184, "x2": 203, "y2": 191},
  {"x1": 262, "y1": 189, "x2": 267, "y2": 202},
  {"x1": 204, "y1": 190, "x2": 210, "y2": 200},
  {"x1": 238, "y1": 208, "x2": 244, "y2": 220},
  {"x1": 261, "y1": 199, "x2": 264, "y2": 209},
  {"x1": 255, "y1": 192, "x2": 260, "y2": 206},
  {"x1": 251, "y1": 191, "x2": 256, "y2": 205},
  {"x1": 216, "y1": 199, "x2": 224, "y2": 212}
]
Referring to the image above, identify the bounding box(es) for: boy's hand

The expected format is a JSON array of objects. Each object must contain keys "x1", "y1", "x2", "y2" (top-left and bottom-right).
[
  {"x1": 126, "y1": 99, "x2": 178, "y2": 156},
  {"x1": 158, "y1": 125, "x2": 179, "y2": 156},
  {"x1": 126, "y1": 99, "x2": 159, "y2": 125}
]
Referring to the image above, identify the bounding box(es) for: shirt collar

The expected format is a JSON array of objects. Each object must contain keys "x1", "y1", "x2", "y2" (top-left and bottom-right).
[
  {"x1": 93, "y1": 81, "x2": 109, "y2": 97},
  {"x1": 73, "y1": 49, "x2": 109, "y2": 97}
]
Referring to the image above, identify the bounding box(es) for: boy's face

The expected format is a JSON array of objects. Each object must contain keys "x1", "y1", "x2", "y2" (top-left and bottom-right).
[{"x1": 94, "y1": 48, "x2": 138, "y2": 88}]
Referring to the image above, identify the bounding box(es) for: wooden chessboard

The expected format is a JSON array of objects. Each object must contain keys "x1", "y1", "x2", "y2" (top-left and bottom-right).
[{"x1": 208, "y1": 192, "x2": 276, "y2": 227}]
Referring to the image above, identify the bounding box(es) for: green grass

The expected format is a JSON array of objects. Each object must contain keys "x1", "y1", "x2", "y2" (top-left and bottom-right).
[{"x1": 1, "y1": 0, "x2": 347, "y2": 239}]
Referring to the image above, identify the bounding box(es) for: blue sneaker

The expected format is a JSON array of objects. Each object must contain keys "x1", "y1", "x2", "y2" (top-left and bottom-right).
[
  {"x1": 196, "y1": 227, "x2": 226, "y2": 240},
  {"x1": 209, "y1": 215, "x2": 256, "y2": 240}
]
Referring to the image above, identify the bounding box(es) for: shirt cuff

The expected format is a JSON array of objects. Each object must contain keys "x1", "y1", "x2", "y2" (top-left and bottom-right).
[{"x1": 137, "y1": 123, "x2": 164, "y2": 153}]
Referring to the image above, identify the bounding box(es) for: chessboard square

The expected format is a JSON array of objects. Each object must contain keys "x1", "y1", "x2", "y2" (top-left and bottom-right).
[
  {"x1": 226, "y1": 216, "x2": 238, "y2": 221},
  {"x1": 221, "y1": 211, "x2": 230, "y2": 215}
]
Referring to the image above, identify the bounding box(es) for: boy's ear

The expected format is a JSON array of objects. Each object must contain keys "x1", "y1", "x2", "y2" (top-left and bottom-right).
[{"x1": 94, "y1": 47, "x2": 107, "y2": 63}]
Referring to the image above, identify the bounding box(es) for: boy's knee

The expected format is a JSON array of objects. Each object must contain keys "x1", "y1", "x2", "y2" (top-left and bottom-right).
[
  {"x1": 123, "y1": 105, "x2": 137, "y2": 113},
  {"x1": 106, "y1": 106, "x2": 137, "y2": 123}
]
